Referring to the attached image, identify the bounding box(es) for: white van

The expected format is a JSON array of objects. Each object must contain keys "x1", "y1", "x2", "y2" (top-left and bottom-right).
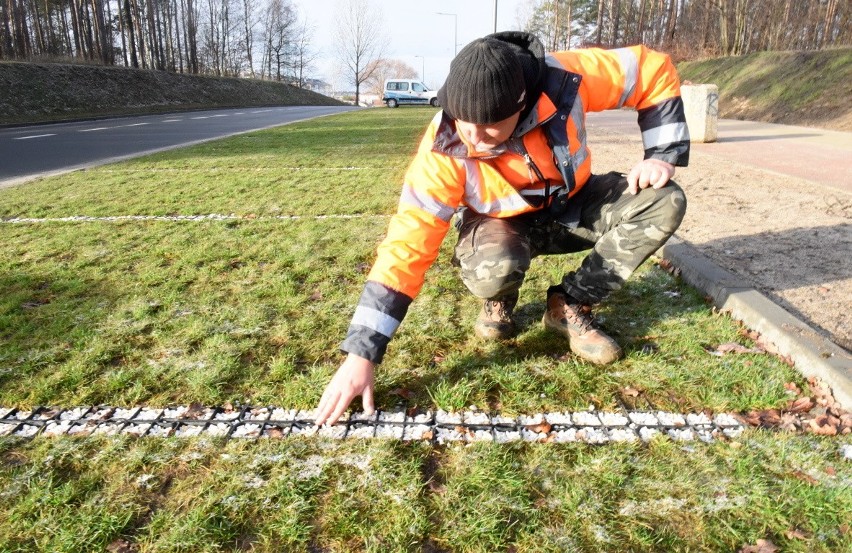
[{"x1": 383, "y1": 79, "x2": 439, "y2": 108}]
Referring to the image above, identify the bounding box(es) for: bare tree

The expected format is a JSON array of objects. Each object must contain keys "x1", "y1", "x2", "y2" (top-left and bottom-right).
[{"x1": 334, "y1": 0, "x2": 385, "y2": 106}]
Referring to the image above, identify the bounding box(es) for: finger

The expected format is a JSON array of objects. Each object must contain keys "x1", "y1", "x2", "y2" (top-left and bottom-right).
[
  {"x1": 315, "y1": 390, "x2": 339, "y2": 426},
  {"x1": 362, "y1": 384, "x2": 375, "y2": 415},
  {"x1": 627, "y1": 166, "x2": 640, "y2": 195},
  {"x1": 326, "y1": 396, "x2": 351, "y2": 427},
  {"x1": 652, "y1": 168, "x2": 671, "y2": 189}
]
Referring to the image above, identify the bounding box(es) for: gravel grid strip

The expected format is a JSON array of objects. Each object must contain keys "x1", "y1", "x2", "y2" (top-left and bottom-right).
[{"x1": 0, "y1": 405, "x2": 751, "y2": 444}]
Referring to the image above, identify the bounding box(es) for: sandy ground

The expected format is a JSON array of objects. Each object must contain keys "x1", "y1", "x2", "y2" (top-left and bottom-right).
[{"x1": 587, "y1": 116, "x2": 851, "y2": 352}]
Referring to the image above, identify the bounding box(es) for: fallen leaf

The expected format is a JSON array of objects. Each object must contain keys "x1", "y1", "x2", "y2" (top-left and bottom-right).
[
  {"x1": 309, "y1": 289, "x2": 323, "y2": 301},
  {"x1": 454, "y1": 425, "x2": 471, "y2": 436},
  {"x1": 526, "y1": 422, "x2": 552, "y2": 434},
  {"x1": 790, "y1": 470, "x2": 819, "y2": 485},
  {"x1": 621, "y1": 386, "x2": 641, "y2": 398},
  {"x1": 784, "y1": 381, "x2": 803, "y2": 395},
  {"x1": 738, "y1": 538, "x2": 779, "y2": 553},
  {"x1": 266, "y1": 427, "x2": 284, "y2": 438},
  {"x1": 422, "y1": 430, "x2": 434, "y2": 441},
  {"x1": 787, "y1": 397, "x2": 815, "y2": 413},
  {"x1": 807, "y1": 415, "x2": 838, "y2": 436},
  {"x1": 390, "y1": 388, "x2": 415, "y2": 400},
  {"x1": 784, "y1": 528, "x2": 809, "y2": 540},
  {"x1": 106, "y1": 539, "x2": 138, "y2": 553},
  {"x1": 825, "y1": 466, "x2": 836, "y2": 476},
  {"x1": 710, "y1": 342, "x2": 764, "y2": 356}
]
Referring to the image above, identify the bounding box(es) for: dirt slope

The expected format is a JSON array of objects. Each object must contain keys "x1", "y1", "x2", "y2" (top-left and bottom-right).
[{"x1": 0, "y1": 61, "x2": 343, "y2": 126}]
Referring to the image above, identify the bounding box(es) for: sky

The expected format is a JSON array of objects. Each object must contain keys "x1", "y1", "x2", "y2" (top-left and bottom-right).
[{"x1": 292, "y1": 0, "x2": 533, "y2": 90}]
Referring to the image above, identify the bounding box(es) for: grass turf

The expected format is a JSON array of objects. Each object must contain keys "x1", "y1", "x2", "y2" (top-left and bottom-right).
[{"x1": 0, "y1": 107, "x2": 849, "y2": 552}]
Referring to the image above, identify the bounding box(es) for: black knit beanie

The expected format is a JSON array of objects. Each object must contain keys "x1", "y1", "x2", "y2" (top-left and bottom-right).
[{"x1": 437, "y1": 37, "x2": 527, "y2": 124}]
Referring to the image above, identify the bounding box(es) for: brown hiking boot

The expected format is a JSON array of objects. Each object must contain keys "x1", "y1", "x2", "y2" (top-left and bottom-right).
[
  {"x1": 542, "y1": 290, "x2": 623, "y2": 365},
  {"x1": 474, "y1": 294, "x2": 518, "y2": 340}
]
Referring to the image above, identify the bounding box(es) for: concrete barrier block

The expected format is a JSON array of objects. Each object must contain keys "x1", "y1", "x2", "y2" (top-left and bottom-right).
[{"x1": 681, "y1": 84, "x2": 719, "y2": 143}]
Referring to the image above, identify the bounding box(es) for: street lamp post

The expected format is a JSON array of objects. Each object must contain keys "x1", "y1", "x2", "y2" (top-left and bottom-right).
[
  {"x1": 436, "y1": 12, "x2": 458, "y2": 57},
  {"x1": 494, "y1": 0, "x2": 498, "y2": 33},
  {"x1": 414, "y1": 55, "x2": 424, "y2": 82}
]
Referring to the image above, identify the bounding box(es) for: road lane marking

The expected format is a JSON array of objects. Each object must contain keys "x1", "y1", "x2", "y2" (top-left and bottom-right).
[
  {"x1": 79, "y1": 127, "x2": 109, "y2": 132},
  {"x1": 13, "y1": 134, "x2": 56, "y2": 140},
  {"x1": 162, "y1": 119, "x2": 182, "y2": 122},
  {"x1": 121, "y1": 123, "x2": 149, "y2": 127},
  {"x1": 191, "y1": 116, "x2": 211, "y2": 119}
]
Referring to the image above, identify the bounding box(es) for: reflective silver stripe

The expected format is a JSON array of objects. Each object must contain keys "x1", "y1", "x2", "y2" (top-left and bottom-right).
[
  {"x1": 569, "y1": 96, "x2": 590, "y2": 172},
  {"x1": 520, "y1": 189, "x2": 548, "y2": 197},
  {"x1": 351, "y1": 306, "x2": 401, "y2": 338},
  {"x1": 642, "y1": 122, "x2": 690, "y2": 149},
  {"x1": 462, "y1": 160, "x2": 530, "y2": 214},
  {"x1": 400, "y1": 183, "x2": 455, "y2": 222},
  {"x1": 613, "y1": 48, "x2": 639, "y2": 108}
]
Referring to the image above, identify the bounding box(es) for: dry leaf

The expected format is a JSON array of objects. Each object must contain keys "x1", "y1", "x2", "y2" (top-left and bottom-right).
[
  {"x1": 309, "y1": 290, "x2": 323, "y2": 301},
  {"x1": 790, "y1": 470, "x2": 819, "y2": 485},
  {"x1": 709, "y1": 342, "x2": 763, "y2": 356},
  {"x1": 784, "y1": 381, "x2": 803, "y2": 395},
  {"x1": 390, "y1": 388, "x2": 415, "y2": 400},
  {"x1": 621, "y1": 386, "x2": 641, "y2": 398},
  {"x1": 784, "y1": 528, "x2": 809, "y2": 540},
  {"x1": 422, "y1": 430, "x2": 434, "y2": 441},
  {"x1": 738, "y1": 538, "x2": 779, "y2": 553},
  {"x1": 825, "y1": 466, "x2": 836, "y2": 476},
  {"x1": 807, "y1": 416, "x2": 838, "y2": 436},
  {"x1": 787, "y1": 397, "x2": 815, "y2": 414},
  {"x1": 266, "y1": 427, "x2": 284, "y2": 438},
  {"x1": 526, "y1": 422, "x2": 552, "y2": 434}
]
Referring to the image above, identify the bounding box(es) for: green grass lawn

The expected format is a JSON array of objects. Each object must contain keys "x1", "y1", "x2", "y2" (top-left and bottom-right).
[{"x1": 0, "y1": 107, "x2": 849, "y2": 552}]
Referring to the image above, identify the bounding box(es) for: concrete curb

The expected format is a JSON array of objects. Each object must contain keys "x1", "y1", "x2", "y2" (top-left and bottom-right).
[{"x1": 659, "y1": 235, "x2": 852, "y2": 409}]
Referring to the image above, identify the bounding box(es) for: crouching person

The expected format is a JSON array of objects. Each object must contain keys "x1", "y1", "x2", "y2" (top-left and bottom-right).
[{"x1": 315, "y1": 31, "x2": 689, "y2": 425}]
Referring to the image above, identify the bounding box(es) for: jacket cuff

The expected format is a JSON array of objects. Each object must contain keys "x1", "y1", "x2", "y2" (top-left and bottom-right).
[{"x1": 339, "y1": 280, "x2": 413, "y2": 364}]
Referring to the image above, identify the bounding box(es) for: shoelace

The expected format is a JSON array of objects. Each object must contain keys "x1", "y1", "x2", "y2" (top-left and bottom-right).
[
  {"x1": 558, "y1": 302, "x2": 596, "y2": 335},
  {"x1": 484, "y1": 299, "x2": 516, "y2": 323}
]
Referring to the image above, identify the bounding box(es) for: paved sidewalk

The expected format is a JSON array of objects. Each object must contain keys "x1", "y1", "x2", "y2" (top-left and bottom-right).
[
  {"x1": 589, "y1": 111, "x2": 852, "y2": 194},
  {"x1": 587, "y1": 111, "x2": 852, "y2": 407}
]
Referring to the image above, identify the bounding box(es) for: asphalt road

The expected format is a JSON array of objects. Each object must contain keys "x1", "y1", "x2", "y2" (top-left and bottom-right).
[{"x1": 0, "y1": 105, "x2": 359, "y2": 187}]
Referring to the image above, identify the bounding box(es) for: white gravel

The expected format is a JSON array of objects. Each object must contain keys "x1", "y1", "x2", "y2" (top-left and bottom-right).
[
  {"x1": 629, "y1": 412, "x2": 659, "y2": 426},
  {"x1": 573, "y1": 412, "x2": 602, "y2": 426},
  {"x1": 435, "y1": 410, "x2": 462, "y2": 424},
  {"x1": 1, "y1": 404, "x2": 752, "y2": 444},
  {"x1": 134, "y1": 408, "x2": 163, "y2": 421},
  {"x1": 174, "y1": 424, "x2": 205, "y2": 437},
  {"x1": 378, "y1": 410, "x2": 406, "y2": 423},
  {"x1": 59, "y1": 407, "x2": 90, "y2": 421},
  {"x1": 656, "y1": 412, "x2": 687, "y2": 427},
  {"x1": 0, "y1": 422, "x2": 18, "y2": 436}
]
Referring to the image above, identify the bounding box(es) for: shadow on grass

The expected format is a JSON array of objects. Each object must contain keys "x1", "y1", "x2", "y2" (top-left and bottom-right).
[{"x1": 0, "y1": 268, "x2": 120, "y2": 402}]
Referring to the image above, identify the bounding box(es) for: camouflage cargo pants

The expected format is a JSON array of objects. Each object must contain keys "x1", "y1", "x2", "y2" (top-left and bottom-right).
[{"x1": 452, "y1": 172, "x2": 687, "y2": 305}]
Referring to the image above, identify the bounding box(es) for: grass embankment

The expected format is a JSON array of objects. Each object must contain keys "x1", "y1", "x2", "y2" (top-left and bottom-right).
[
  {"x1": 677, "y1": 48, "x2": 852, "y2": 131},
  {"x1": 0, "y1": 109, "x2": 849, "y2": 551},
  {"x1": 0, "y1": 61, "x2": 344, "y2": 126}
]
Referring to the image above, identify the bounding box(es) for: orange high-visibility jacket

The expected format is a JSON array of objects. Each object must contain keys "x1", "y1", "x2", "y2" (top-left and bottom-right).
[{"x1": 342, "y1": 41, "x2": 690, "y2": 363}]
